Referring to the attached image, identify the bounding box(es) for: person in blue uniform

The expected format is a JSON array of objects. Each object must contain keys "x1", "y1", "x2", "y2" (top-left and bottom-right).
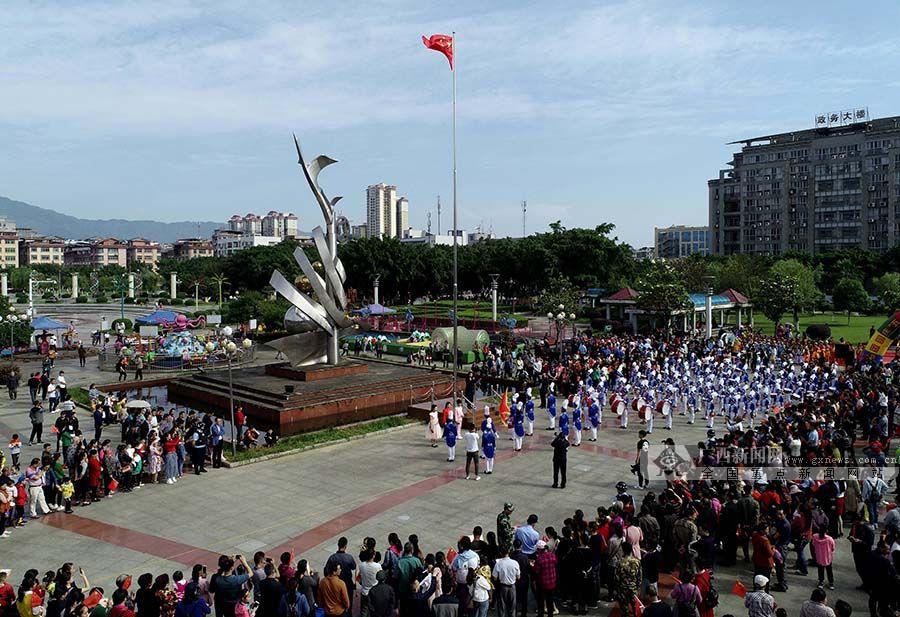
[
  {"x1": 525, "y1": 396, "x2": 535, "y2": 436},
  {"x1": 513, "y1": 404, "x2": 525, "y2": 451},
  {"x1": 546, "y1": 391, "x2": 557, "y2": 430},
  {"x1": 445, "y1": 417, "x2": 457, "y2": 461},
  {"x1": 572, "y1": 402, "x2": 583, "y2": 446},
  {"x1": 588, "y1": 398, "x2": 600, "y2": 441},
  {"x1": 482, "y1": 424, "x2": 496, "y2": 474},
  {"x1": 558, "y1": 405, "x2": 570, "y2": 439}
]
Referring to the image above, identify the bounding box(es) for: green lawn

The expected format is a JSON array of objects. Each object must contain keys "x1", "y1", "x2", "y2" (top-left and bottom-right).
[
  {"x1": 393, "y1": 302, "x2": 528, "y2": 326},
  {"x1": 229, "y1": 416, "x2": 414, "y2": 463},
  {"x1": 751, "y1": 312, "x2": 885, "y2": 344}
]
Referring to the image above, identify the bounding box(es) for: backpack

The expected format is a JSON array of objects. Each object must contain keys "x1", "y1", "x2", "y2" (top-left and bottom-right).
[{"x1": 704, "y1": 585, "x2": 719, "y2": 608}]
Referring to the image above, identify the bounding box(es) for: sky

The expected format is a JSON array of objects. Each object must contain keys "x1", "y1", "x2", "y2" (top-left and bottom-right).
[{"x1": 4, "y1": 1, "x2": 900, "y2": 247}]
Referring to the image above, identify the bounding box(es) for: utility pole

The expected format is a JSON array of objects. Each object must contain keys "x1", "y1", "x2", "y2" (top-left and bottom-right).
[{"x1": 522, "y1": 200, "x2": 527, "y2": 237}]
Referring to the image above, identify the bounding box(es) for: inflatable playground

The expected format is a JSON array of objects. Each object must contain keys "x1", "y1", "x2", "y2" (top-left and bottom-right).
[{"x1": 342, "y1": 326, "x2": 490, "y2": 362}]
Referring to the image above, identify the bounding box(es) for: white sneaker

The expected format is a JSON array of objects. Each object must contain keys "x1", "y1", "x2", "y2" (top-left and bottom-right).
[
  {"x1": 0, "y1": 531, "x2": 11, "y2": 537},
  {"x1": 166, "y1": 478, "x2": 174, "y2": 485},
  {"x1": 475, "y1": 476, "x2": 481, "y2": 481},
  {"x1": 465, "y1": 475, "x2": 471, "y2": 480}
]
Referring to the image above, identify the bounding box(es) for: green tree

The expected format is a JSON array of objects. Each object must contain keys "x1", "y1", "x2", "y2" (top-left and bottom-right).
[
  {"x1": 832, "y1": 277, "x2": 871, "y2": 324},
  {"x1": 634, "y1": 262, "x2": 691, "y2": 329},
  {"x1": 535, "y1": 276, "x2": 581, "y2": 317},
  {"x1": 872, "y1": 273, "x2": 900, "y2": 312},
  {"x1": 754, "y1": 271, "x2": 797, "y2": 327},
  {"x1": 769, "y1": 259, "x2": 823, "y2": 328}
]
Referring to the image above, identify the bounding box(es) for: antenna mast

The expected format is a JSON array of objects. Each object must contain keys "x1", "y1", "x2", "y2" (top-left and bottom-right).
[
  {"x1": 522, "y1": 200, "x2": 527, "y2": 237},
  {"x1": 437, "y1": 195, "x2": 442, "y2": 235}
]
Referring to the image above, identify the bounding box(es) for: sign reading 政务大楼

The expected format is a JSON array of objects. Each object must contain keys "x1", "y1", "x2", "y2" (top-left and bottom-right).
[{"x1": 815, "y1": 107, "x2": 868, "y2": 128}]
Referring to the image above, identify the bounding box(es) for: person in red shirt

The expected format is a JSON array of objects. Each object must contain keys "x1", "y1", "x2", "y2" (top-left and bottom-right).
[
  {"x1": 0, "y1": 571, "x2": 15, "y2": 613},
  {"x1": 88, "y1": 450, "x2": 103, "y2": 501},
  {"x1": 234, "y1": 407, "x2": 246, "y2": 441},
  {"x1": 163, "y1": 432, "x2": 181, "y2": 484},
  {"x1": 531, "y1": 540, "x2": 557, "y2": 617}
]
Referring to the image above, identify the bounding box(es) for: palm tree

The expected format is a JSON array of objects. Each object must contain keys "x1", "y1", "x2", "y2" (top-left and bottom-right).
[{"x1": 211, "y1": 273, "x2": 229, "y2": 309}]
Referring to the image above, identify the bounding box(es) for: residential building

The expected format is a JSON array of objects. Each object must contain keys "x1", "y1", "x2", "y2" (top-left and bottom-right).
[
  {"x1": 212, "y1": 229, "x2": 283, "y2": 257},
  {"x1": 709, "y1": 111, "x2": 900, "y2": 255},
  {"x1": 64, "y1": 238, "x2": 127, "y2": 267},
  {"x1": 126, "y1": 238, "x2": 161, "y2": 268},
  {"x1": 351, "y1": 224, "x2": 368, "y2": 239},
  {"x1": 654, "y1": 225, "x2": 710, "y2": 259},
  {"x1": 0, "y1": 228, "x2": 17, "y2": 269},
  {"x1": 19, "y1": 237, "x2": 65, "y2": 265},
  {"x1": 632, "y1": 246, "x2": 654, "y2": 261},
  {"x1": 172, "y1": 238, "x2": 214, "y2": 260},
  {"x1": 366, "y1": 183, "x2": 397, "y2": 238},
  {"x1": 395, "y1": 197, "x2": 409, "y2": 238}
]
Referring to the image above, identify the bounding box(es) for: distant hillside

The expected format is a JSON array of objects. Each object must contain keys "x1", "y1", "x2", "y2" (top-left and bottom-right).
[{"x1": 0, "y1": 196, "x2": 220, "y2": 243}]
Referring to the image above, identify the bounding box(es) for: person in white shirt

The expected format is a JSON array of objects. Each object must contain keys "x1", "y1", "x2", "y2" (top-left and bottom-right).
[
  {"x1": 491, "y1": 548, "x2": 520, "y2": 617},
  {"x1": 356, "y1": 549, "x2": 382, "y2": 614},
  {"x1": 464, "y1": 424, "x2": 480, "y2": 481}
]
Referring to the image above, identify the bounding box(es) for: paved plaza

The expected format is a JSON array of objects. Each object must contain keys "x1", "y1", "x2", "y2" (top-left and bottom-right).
[{"x1": 0, "y1": 354, "x2": 872, "y2": 615}]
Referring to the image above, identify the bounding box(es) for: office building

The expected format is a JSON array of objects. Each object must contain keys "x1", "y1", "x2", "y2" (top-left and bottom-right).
[
  {"x1": 709, "y1": 110, "x2": 900, "y2": 255},
  {"x1": 19, "y1": 237, "x2": 65, "y2": 265},
  {"x1": 654, "y1": 225, "x2": 710, "y2": 259},
  {"x1": 401, "y1": 229, "x2": 468, "y2": 247},
  {"x1": 126, "y1": 238, "x2": 161, "y2": 268},
  {"x1": 366, "y1": 183, "x2": 397, "y2": 238}
]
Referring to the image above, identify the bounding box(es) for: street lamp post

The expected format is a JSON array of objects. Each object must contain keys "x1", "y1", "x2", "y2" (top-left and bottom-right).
[
  {"x1": 2, "y1": 310, "x2": 19, "y2": 356},
  {"x1": 546, "y1": 303, "x2": 575, "y2": 350},
  {"x1": 207, "y1": 326, "x2": 253, "y2": 457}
]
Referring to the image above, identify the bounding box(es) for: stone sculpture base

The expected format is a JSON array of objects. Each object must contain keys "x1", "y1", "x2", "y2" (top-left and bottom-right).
[{"x1": 168, "y1": 361, "x2": 460, "y2": 437}]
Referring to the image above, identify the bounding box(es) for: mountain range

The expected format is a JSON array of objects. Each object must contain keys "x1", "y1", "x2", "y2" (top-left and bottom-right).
[{"x1": 0, "y1": 195, "x2": 220, "y2": 243}]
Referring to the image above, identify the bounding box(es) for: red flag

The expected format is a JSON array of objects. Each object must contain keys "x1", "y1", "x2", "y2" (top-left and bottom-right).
[
  {"x1": 731, "y1": 580, "x2": 747, "y2": 598},
  {"x1": 422, "y1": 34, "x2": 454, "y2": 69},
  {"x1": 498, "y1": 390, "x2": 510, "y2": 424}
]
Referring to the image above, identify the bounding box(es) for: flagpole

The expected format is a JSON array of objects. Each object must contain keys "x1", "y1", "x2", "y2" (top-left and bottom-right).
[{"x1": 451, "y1": 31, "x2": 460, "y2": 420}]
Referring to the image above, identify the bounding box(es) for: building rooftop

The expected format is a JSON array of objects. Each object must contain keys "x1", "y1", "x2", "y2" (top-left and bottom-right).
[{"x1": 728, "y1": 114, "x2": 900, "y2": 147}]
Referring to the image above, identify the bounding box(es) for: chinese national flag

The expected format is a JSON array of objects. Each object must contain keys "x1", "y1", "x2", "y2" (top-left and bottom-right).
[
  {"x1": 498, "y1": 390, "x2": 510, "y2": 424},
  {"x1": 422, "y1": 34, "x2": 454, "y2": 69}
]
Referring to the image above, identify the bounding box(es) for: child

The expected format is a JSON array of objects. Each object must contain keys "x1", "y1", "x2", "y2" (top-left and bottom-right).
[
  {"x1": 14, "y1": 480, "x2": 27, "y2": 525},
  {"x1": 234, "y1": 588, "x2": 252, "y2": 617},
  {"x1": 173, "y1": 571, "x2": 186, "y2": 601},
  {"x1": 59, "y1": 476, "x2": 75, "y2": 514},
  {"x1": 8, "y1": 435, "x2": 21, "y2": 470}
]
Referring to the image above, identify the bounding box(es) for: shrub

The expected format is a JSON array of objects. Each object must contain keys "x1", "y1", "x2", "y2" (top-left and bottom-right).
[
  {"x1": 124, "y1": 297, "x2": 136, "y2": 304},
  {"x1": 41, "y1": 291, "x2": 55, "y2": 300},
  {"x1": 0, "y1": 362, "x2": 22, "y2": 384},
  {"x1": 75, "y1": 296, "x2": 88, "y2": 304},
  {"x1": 95, "y1": 295, "x2": 109, "y2": 304}
]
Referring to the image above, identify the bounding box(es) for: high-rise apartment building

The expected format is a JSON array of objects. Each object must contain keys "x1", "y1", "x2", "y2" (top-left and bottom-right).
[
  {"x1": 366, "y1": 183, "x2": 397, "y2": 238},
  {"x1": 709, "y1": 111, "x2": 900, "y2": 255},
  {"x1": 654, "y1": 225, "x2": 710, "y2": 259},
  {"x1": 395, "y1": 197, "x2": 409, "y2": 237}
]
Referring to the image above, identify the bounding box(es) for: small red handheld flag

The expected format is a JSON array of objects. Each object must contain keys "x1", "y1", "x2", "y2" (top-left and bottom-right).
[{"x1": 422, "y1": 34, "x2": 454, "y2": 70}]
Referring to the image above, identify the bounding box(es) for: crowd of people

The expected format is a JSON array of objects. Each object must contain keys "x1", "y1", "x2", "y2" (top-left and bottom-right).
[
  {"x1": 426, "y1": 328, "x2": 900, "y2": 616},
  {"x1": 0, "y1": 358, "x2": 237, "y2": 539},
  {"x1": 3, "y1": 322, "x2": 900, "y2": 617}
]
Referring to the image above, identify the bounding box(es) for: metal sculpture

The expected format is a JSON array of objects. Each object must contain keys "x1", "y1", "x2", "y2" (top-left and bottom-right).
[{"x1": 269, "y1": 135, "x2": 352, "y2": 366}]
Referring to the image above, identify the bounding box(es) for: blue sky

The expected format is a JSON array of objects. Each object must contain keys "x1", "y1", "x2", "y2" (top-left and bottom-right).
[{"x1": 3, "y1": 0, "x2": 900, "y2": 247}]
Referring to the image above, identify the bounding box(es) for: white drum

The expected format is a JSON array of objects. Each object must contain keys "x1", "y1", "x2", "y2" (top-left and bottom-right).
[
  {"x1": 656, "y1": 400, "x2": 671, "y2": 417},
  {"x1": 612, "y1": 399, "x2": 626, "y2": 416},
  {"x1": 641, "y1": 405, "x2": 652, "y2": 422}
]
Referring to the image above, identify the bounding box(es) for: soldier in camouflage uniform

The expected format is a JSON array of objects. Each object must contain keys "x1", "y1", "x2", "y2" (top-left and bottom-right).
[
  {"x1": 614, "y1": 541, "x2": 642, "y2": 617},
  {"x1": 497, "y1": 502, "x2": 515, "y2": 553}
]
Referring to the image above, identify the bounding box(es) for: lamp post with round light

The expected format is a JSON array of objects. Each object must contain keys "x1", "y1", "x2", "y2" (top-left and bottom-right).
[
  {"x1": 206, "y1": 326, "x2": 252, "y2": 457},
  {"x1": 1, "y1": 310, "x2": 20, "y2": 357},
  {"x1": 546, "y1": 303, "x2": 576, "y2": 350}
]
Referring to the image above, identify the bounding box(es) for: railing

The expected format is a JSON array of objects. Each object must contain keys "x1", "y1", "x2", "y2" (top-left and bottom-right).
[{"x1": 96, "y1": 345, "x2": 257, "y2": 374}]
